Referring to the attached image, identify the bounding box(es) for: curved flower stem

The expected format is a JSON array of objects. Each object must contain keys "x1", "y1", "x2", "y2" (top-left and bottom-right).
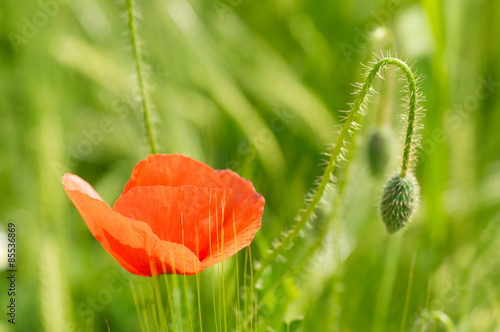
[
  {"x1": 126, "y1": 0, "x2": 157, "y2": 154},
  {"x1": 256, "y1": 57, "x2": 419, "y2": 279}
]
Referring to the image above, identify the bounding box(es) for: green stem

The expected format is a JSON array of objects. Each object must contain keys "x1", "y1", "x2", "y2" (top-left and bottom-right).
[
  {"x1": 126, "y1": 0, "x2": 157, "y2": 154},
  {"x1": 255, "y1": 57, "x2": 419, "y2": 280}
]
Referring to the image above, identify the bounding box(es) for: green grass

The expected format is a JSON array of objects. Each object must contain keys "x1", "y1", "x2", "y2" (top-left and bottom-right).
[{"x1": 1, "y1": 0, "x2": 500, "y2": 331}]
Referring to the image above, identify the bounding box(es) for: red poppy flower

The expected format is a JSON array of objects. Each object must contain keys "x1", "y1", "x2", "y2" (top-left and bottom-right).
[{"x1": 62, "y1": 154, "x2": 264, "y2": 276}]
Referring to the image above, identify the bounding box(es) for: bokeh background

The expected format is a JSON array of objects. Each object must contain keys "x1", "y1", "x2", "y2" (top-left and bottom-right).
[{"x1": 1, "y1": 0, "x2": 500, "y2": 331}]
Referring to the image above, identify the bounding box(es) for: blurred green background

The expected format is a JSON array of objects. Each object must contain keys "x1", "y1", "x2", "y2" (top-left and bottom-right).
[{"x1": 1, "y1": 0, "x2": 500, "y2": 331}]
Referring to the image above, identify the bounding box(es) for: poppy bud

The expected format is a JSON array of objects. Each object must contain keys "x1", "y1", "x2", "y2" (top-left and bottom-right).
[
  {"x1": 367, "y1": 129, "x2": 391, "y2": 177},
  {"x1": 380, "y1": 172, "x2": 419, "y2": 233}
]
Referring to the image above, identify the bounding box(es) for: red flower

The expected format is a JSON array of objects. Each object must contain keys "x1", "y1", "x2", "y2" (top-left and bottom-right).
[{"x1": 62, "y1": 154, "x2": 264, "y2": 276}]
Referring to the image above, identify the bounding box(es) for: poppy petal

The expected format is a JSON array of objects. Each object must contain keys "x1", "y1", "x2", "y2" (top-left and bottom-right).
[
  {"x1": 62, "y1": 173, "x2": 203, "y2": 276},
  {"x1": 200, "y1": 169, "x2": 264, "y2": 268},
  {"x1": 122, "y1": 154, "x2": 226, "y2": 195},
  {"x1": 113, "y1": 185, "x2": 231, "y2": 262}
]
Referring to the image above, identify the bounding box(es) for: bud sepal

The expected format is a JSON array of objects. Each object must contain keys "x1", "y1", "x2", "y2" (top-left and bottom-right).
[{"x1": 380, "y1": 172, "x2": 419, "y2": 233}]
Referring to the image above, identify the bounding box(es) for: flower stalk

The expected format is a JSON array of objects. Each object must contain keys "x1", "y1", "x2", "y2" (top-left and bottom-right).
[
  {"x1": 256, "y1": 56, "x2": 421, "y2": 278},
  {"x1": 126, "y1": 0, "x2": 157, "y2": 154}
]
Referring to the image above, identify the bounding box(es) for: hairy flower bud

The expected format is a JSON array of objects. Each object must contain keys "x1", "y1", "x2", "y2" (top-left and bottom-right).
[{"x1": 380, "y1": 172, "x2": 419, "y2": 233}]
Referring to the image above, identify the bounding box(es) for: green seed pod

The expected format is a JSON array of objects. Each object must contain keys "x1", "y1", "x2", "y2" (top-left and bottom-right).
[
  {"x1": 367, "y1": 129, "x2": 391, "y2": 177},
  {"x1": 380, "y1": 172, "x2": 419, "y2": 234}
]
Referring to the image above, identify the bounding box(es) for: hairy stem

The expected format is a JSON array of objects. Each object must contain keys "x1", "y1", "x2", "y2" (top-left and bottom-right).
[
  {"x1": 126, "y1": 0, "x2": 157, "y2": 154},
  {"x1": 256, "y1": 57, "x2": 419, "y2": 279}
]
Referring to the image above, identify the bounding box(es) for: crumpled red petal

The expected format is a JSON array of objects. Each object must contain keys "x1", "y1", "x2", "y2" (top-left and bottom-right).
[
  {"x1": 200, "y1": 169, "x2": 265, "y2": 268},
  {"x1": 113, "y1": 185, "x2": 231, "y2": 261},
  {"x1": 62, "y1": 173, "x2": 203, "y2": 276},
  {"x1": 62, "y1": 154, "x2": 265, "y2": 276},
  {"x1": 122, "y1": 154, "x2": 226, "y2": 195}
]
